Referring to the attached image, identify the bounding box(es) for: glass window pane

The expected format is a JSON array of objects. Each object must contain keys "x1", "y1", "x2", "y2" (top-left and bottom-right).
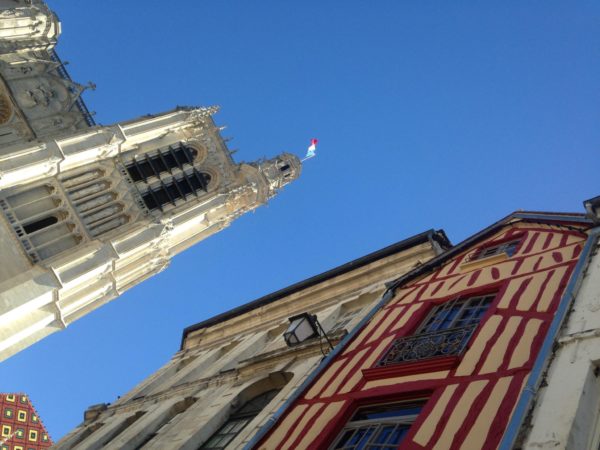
[
  {"x1": 506, "y1": 241, "x2": 519, "y2": 256},
  {"x1": 201, "y1": 390, "x2": 280, "y2": 449},
  {"x1": 335, "y1": 429, "x2": 356, "y2": 448},
  {"x1": 331, "y1": 401, "x2": 426, "y2": 449},
  {"x1": 374, "y1": 425, "x2": 395, "y2": 444},
  {"x1": 356, "y1": 427, "x2": 374, "y2": 448},
  {"x1": 348, "y1": 428, "x2": 367, "y2": 445},
  {"x1": 231, "y1": 419, "x2": 248, "y2": 432}
]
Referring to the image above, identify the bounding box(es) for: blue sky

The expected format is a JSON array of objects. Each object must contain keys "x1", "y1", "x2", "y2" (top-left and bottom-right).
[{"x1": 1, "y1": 1, "x2": 599, "y2": 440}]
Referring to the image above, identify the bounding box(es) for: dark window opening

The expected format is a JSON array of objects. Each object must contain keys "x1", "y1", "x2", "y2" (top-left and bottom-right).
[
  {"x1": 142, "y1": 171, "x2": 211, "y2": 211},
  {"x1": 23, "y1": 215, "x2": 58, "y2": 234},
  {"x1": 378, "y1": 294, "x2": 494, "y2": 366},
  {"x1": 200, "y1": 389, "x2": 280, "y2": 449},
  {"x1": 279, "y1": 164, "x2": 290, "y2": 172},
  {"x1": 126, "y1": 146, "x2": 198, "y2": 183},
  {"x1": 135, "y1": 432, "x2": 158, "y2": 449}
]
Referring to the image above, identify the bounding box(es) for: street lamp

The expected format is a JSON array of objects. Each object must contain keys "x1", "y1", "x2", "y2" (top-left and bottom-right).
[{"x1": 283, "y1": 312, "x2": 334, "y2": 351}]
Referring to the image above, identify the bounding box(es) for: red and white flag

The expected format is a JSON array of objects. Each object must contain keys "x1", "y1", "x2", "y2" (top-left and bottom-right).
[{"x1": 304, "y1": 138, "x2": 318, "y2": 160}]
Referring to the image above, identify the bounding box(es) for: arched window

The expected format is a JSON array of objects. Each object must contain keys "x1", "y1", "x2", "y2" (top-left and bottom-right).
[
  {"x1": 200, "y1": 389, "x2": 280, "y2": 449},
  {"x1": 125, "y1": 145, "x2": 198, "y2": 183},
  {"x1": 141, "y1": 170, "x2": 212, "y2": 211},
  {"x1": 124, "y1": 144, "x2": 213, "y2": 212}
]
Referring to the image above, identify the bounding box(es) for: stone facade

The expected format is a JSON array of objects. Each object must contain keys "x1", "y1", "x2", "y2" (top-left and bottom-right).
[
  {"x1": 53, "y1": 230, "x2": 448, "y2": 450},
  {"x1": 0, "y1": 0, "x2": 94, "y2": 146},
  {"x1": 0, "y1": 1, "x2": 300, "y2": 362}
]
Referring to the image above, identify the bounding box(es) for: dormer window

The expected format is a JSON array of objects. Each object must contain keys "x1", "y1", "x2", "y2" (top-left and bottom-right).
[{"x1": 473, "y1": 239, "x2": 521, "y2": 261}]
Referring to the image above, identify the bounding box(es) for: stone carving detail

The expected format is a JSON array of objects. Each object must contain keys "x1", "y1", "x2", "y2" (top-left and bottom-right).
[
  {"x1": 62, "y1": 167, "x2": 131, "y2": 238},
  {"x1": 15, "y1": 77, "x2": 69, "y2": 113}
]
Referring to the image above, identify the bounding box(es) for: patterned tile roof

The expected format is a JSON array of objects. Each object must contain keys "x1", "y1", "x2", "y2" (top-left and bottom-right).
[{"x1": 0, "y1": 394, "x2": 52, "y2": 450}]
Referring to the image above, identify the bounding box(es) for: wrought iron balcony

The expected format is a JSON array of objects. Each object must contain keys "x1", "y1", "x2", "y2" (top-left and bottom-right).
[{"x1": 378, "y1": 324, "x2": 477, "y2": 367}]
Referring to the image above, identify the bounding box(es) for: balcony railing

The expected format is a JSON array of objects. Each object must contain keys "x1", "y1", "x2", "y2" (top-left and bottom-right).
[{"x1": 378, "y1": 324, "x2": 477, "y2": 367}]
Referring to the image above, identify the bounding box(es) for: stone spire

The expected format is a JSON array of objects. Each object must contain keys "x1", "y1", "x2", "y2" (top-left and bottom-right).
[
  {"x1": 0, "y1": 0, "x2": 61, "y2": 55},
  {"x1": 0, "y1": 106, "x2": 301, "y2": 361}
]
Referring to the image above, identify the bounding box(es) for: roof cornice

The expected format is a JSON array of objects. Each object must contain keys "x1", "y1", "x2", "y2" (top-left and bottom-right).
[{"x1": 180, "y1": 229, "x2": 450, "y2": 349}]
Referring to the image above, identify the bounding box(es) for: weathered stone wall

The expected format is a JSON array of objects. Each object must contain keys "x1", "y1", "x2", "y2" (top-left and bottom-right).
[{"x1": 54, "y1": 239, "x2": 441, "y2": 449}]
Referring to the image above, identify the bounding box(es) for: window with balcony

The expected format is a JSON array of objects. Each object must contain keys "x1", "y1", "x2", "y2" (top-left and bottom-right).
[
  {"x1": 378, "y1": 294, "x2": 494, "y2": 367},
  {"x1": 329, "y1": 399, "x2": 426, "y2": 449}
]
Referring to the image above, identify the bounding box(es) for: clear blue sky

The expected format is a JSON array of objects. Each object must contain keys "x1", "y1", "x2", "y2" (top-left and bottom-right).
[{"x1": 1, "y1": 1, "x2": 598, "y2": 440}]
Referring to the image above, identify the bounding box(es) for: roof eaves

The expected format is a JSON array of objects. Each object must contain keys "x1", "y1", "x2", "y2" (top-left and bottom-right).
[
  {"x1": 386, "y1": 211, "x2": 591, "y2": 293},
  {"x1": 179, "y1": 229, "x2": 447, "y2": 349}
]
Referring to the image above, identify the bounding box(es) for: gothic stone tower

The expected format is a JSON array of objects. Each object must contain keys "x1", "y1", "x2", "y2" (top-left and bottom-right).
[{"x1": 0, "y1": 2, "x2": 301, "y2": 361}]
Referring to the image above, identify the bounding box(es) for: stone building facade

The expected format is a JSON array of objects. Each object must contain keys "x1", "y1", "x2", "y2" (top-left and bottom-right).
[
  {"x1": 53, "y1": 230, "x2": 449, "y2": 450},
  {"x1": 0, "y1": 1, "x2": 300, "y2": 361},
  {"x1": 0, "y1": 0, "x2": 94, "y2": 146},
  {"x1": 252, "y1": 211, "x2": 595, "y2": 450}
]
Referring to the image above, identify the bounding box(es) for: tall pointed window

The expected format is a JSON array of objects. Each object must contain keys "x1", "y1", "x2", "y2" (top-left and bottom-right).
[
  {"x1": 200, "y1": 389, "x2": 280, "y2": 449},
  {"x1": 125, "y1": 145, "x2": 198, "y2": 183},
  {"x1": 141, "y1": 171, "x2": 211, "y2": 211},
  {"x1": 124, "y1": 144, "x2": 213, "y2": 212}
]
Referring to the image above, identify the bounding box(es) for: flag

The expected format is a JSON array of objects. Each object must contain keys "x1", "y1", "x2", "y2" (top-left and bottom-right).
[{"x1": 304, "y1": 138, "x2": 318, "y2": 160}]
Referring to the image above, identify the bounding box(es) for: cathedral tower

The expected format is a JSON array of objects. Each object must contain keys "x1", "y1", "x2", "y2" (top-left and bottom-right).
[{"x1": 0, "y1": 2, "x2": 301, "y2": 361}]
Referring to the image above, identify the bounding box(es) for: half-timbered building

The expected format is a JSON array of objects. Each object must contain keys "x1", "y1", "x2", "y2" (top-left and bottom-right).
[{"x1": 251, "y1": 211, "x2": 595, "y2": 450}]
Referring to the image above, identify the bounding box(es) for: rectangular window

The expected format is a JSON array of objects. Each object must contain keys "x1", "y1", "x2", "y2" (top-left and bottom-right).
[
  {"x1": 1, "y1": 425, "x2": 11, "y2": 437},
  {"x1": 473, "y1": 239, "x2": 520, "y2": 261},
  {"x1": 330, "y1": 400, "x2": 426, "y2": 449},
  {"x1": 17, "y1": 410, "x2": 26, "y2": 421},
  {"x1": 6, "y1": 394, "x2": 15, "y2": 402},
  {"x1": 3, "y1": 408, "x2": 12, "y2": 418},
  {"x1": 379, "y1": 294, "x2": 494, "y2": 366},
  {"x1": 28, "y1": 430, "x2": 38, "y2": 442}
]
